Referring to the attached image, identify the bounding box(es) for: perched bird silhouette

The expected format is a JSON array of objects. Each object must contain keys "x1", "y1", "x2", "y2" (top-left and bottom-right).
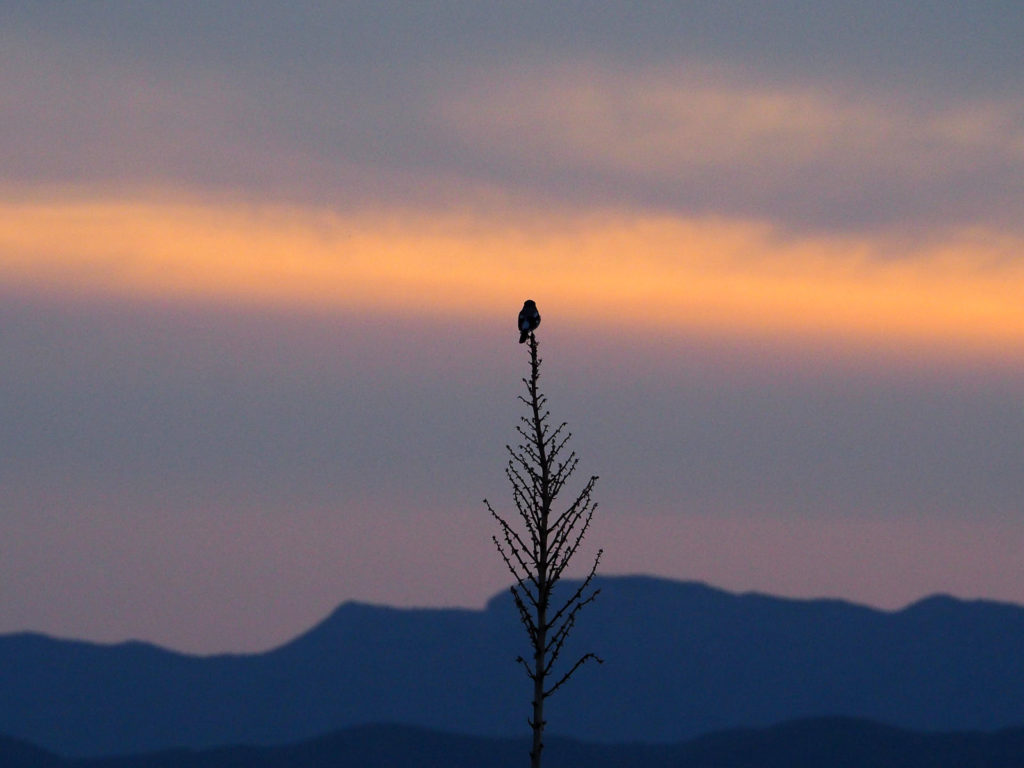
[{"x1": 518, "y1": 299, "x2": 541, "y2": 343}]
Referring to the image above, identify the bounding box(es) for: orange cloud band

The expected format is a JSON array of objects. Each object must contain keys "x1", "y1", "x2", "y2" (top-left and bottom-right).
[{"x1": 1, "y1": 195, "x2": 1022, "y2": 352}]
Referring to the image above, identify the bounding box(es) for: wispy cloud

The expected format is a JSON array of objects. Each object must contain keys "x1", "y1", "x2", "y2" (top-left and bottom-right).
[
  {"x1": 441, "y1": 62, "x2": 1024, "y2": 230},
  {"x1": 4, "y1": 8, "x2": 1021, "y2": 233}
]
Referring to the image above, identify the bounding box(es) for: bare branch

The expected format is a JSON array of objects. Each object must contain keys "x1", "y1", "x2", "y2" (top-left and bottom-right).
[
  {"x1": 549, "y1": 553, "x2": 602, "y2": 629},
  {"x1": 544, "y1": 653, "x2": 604, "y2": 699},
  {"x1": 516, "y1": 656, "x2": 537, "y2": 681},
  {"x1": 549, "y1": 506, "x2": 599, "y2": 582},
  {"x1": 485, "y1": 328, "x2": 601, "y2": 768}
]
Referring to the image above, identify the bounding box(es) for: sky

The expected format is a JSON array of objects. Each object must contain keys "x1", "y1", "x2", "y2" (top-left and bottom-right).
[{"x1": 1, "y1": 1, "x2": 1023, "y2": 654}]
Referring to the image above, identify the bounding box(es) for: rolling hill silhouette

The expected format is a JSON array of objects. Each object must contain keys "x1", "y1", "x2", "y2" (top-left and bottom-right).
[
  {"x1": 8, "y1": 720, "x2": 1024, "y2": 768},
  {"x1": 4, "y1": 576, "x2": 1024, "y2": 757}
]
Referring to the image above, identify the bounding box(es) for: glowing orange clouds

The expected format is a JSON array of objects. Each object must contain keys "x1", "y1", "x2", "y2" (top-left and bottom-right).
[{"x1": 1, "y1": 194, "x2": 1022, "y2": 352}]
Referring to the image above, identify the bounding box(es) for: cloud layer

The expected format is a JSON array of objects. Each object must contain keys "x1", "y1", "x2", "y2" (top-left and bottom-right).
[
  {"x1": 1, "y1": 2, "x2": 1022, "y2": 652},
  {"x1": 3, "y1": 2, "x2": 1023, "y2": 231},
  {"x1": 3, "y1": 198, "x2": 1022, "y2": 352}
]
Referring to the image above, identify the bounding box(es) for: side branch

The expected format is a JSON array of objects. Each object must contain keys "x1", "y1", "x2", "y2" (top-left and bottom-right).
[{"x1": 544, "y1": 652, "x2": 604, "y2": 699}]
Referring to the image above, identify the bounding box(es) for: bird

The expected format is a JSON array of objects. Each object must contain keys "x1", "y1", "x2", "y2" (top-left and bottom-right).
[{"x1": 518, "y1": 299, "x2": 541, "y2": 343}]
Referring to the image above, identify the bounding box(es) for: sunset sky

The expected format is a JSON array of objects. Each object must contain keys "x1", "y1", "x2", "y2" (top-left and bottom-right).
[{"x1": 2, "y1": 2, "x2": 1023, "y2": 654}]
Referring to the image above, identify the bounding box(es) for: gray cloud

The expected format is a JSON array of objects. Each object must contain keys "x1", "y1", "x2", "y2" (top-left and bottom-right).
[
  {"x1": 2, "y1": 2, "x2": 1022, "y2": 232},
  {"x1": 3, "y1": 2, "x2": 1024, "y2": 651},
  {"x1": 0, "y1": 295, "x2": 505, "y2": 510},
  {"x1": 2, "y1": 294, "x2": 1022, "y2": 649},
  {"x1": 9, "y1": 296, "x2": 1020, "y2": 525}
]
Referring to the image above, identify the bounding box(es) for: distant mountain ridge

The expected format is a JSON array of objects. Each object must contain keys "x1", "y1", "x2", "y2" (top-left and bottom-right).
[
  {"x1": 9, "y1": 719, "x2": 1024, "y2": 768},
  {"x1": 5, "y1": 576, "x2": 1024, "y2": 757}
]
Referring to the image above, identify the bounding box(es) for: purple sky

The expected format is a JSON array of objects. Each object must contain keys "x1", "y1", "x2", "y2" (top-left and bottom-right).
[{"x1": 1, "y1": 2, "x2": 1023, "y2": 653}]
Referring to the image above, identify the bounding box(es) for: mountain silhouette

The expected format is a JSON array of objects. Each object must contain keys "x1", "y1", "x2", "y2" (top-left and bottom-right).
[
  {"x1": 8, "y1": 719, "x2": 1024, "y2": 768},
  {"x1": 0, "y1": 734, "x2": 65, "y2": 768},
  {"x1": 5, "y1": 576, "x2": 1024, "y2": 757}
]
